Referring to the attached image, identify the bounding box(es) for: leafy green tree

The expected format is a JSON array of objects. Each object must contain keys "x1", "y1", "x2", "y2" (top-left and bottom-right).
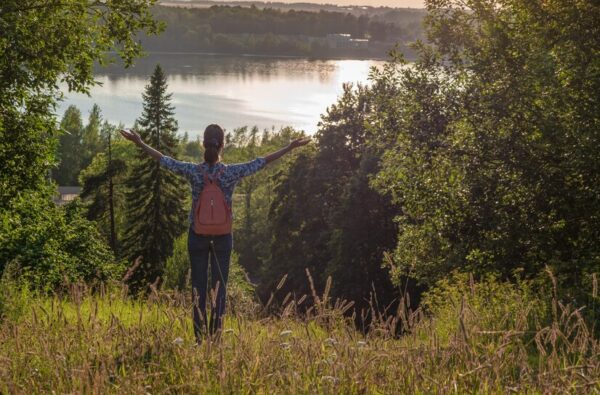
[
  {"x1": 326, "y1": 152, "x2": 400, "y2": 306},
  {"x1": 179, "y1": 132, "x2": 203, "y2": 162},
  {"x1": 54, "y1": 105, "x2": 85, "y2": 186},
  {"x1": 0, "y1": 0, "x2": 161, "y2": 206},
  {"x1": 370, "y1": 0, "x2": 600, "y2": 300},
  {"x1": 122, "y1": 65, "x2": 187, "y2": 289},
  {"x1": 259, "y1": 84, "x2": 400, "y2": 310},
  {"x1": 0, "y1": 191, "x2": 123, "y2": 291},
  {"x1": 224, "y1": 126, "x2": 305, "y2": 278}
]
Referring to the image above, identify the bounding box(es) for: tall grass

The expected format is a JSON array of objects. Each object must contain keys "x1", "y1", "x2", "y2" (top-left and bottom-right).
[{"x1": 1, "y1": 271, "x2": 599, "y2": 393}]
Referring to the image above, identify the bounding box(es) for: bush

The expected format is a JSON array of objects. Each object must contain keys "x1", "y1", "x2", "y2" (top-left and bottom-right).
[
  {"x1": 163, "y1": 232, "x2": 190, "y2": 290},
  {"x1": 163, "y1": 232, "x2": 257, "y2": 313},
  {"x1": 419, "y1": 271, "x2": 550, "y2": 345},
  {"x1": 0, "y1": 266, "x2": 33, "y2": 323},
  {"x1": 0, "y1": 190, "x2": 124, "y2": 291}
]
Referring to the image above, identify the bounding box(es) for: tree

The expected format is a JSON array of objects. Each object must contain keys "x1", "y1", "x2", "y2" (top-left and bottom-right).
[
  {"x1": 0, "y1": 0, "x2": 161, "y2": 207},
  {"x1": 79, "y1": 122, "x2": 130, "y2": 255},
  {"x1": 223, "y1": 126, "x2": 305, "y2": 278},
  {"x1": 0, "y1": 192, "x2": 123, "y2": 291},
  {"x1": 258, "y1": 84, "x2": 401, "y2": 310},
  {"x1": 326, "y1": 151, "x2": 400, "y2": 308},
  {"x1": 122, "y1": 65, "x2": 187, "y2": 289},
  {"x1": 54, "y1": 106, "x2": 84, "y2": 186},
  {"x1": 370, "y1": 0, "x2": 600, "y2": 300},
  {"x1": 82, "y1": 104, "x2": 104, "y2": 170}
]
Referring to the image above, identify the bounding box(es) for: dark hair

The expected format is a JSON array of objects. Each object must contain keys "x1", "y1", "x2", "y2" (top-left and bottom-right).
[{"x1": 203, "y1": 124, "x2": 224, "y2": 164}]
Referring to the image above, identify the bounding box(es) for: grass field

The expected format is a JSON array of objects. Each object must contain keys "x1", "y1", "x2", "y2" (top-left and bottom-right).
[{"x1": 1, "y1": 275, "x2": 599, "y2": 394}]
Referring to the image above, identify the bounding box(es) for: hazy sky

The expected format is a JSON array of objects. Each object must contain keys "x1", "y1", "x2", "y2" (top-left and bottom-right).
[{"x1": 221, "y1": 0, "x2": 426, "y2": 7}]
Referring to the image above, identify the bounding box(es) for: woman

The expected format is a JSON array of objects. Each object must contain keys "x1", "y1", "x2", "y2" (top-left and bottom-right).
[{"x1": 120, "y1": 124, "x2": 310, "y2": 341}]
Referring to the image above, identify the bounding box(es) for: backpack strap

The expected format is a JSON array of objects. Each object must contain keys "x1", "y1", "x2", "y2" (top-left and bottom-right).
[
  {"x1": 198, "y1": 166, "x2": 211, "y2": 184},
  {"x1": 199, "y1": 165, "x2": 225, "y2": 185}
]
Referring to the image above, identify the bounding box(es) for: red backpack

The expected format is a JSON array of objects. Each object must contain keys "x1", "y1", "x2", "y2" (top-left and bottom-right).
[{"x1": 193, "y1": 167, "x2": 232, "y2": 235}]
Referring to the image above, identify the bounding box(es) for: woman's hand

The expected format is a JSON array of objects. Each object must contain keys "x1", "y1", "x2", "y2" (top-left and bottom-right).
[
  {"x1": 119, "y1": 129, "x2": 164, "y2": 161},
  {"x1": 120, "y1": 129, "x2": 143, "y2": 145},
  {"x1": 265, "y1": 137, "x2": 311, "y2": 164},
  {"x1": 288, "y1": 137, "x2": 311, "y2": 150}
]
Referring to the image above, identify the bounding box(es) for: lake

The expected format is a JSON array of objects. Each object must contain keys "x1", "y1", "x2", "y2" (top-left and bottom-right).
[{"x1": 59, "y1": 54, "x2": 385, "y2": 137}]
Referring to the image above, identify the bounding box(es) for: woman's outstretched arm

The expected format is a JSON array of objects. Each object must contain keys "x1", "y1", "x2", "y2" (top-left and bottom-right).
[
  {"x1": 120, "y1": 129, "x2": 164, "y2": 161},
  {"x1": 264, "y1": 137, "x2": 311, "y2": 164}
]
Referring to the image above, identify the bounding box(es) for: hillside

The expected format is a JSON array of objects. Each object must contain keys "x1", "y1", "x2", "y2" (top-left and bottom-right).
[{"x1": 1, "y1": 275, "x2": 598, "y2": 393}]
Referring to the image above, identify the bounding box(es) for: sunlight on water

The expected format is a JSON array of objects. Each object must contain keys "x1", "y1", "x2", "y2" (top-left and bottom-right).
[{"x1": 58, "y1": 54, "x2": 384, "y2": 136}]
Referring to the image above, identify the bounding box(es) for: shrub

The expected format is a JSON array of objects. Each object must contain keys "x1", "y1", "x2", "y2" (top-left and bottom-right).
[
  {"x1": 0, "y1": 190, "x2": 124, "y2": 291},
  {"x1": 419, "y1": 271, "x2": 550, "y2": 345},
  {"x1": 0, "y1": 265, "x2": 33, "y2": 323},
  {"x1": 162, "y1": 232, "x2": 257, "y2": 313}
]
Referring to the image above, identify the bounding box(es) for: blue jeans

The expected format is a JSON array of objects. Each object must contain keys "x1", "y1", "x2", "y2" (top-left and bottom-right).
[{"x1": 187, "y1": 229, "x2": 232, "y2": 339}]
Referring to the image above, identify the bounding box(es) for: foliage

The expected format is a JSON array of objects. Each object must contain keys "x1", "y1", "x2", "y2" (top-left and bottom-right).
[
  {"x1": 260, "y1": 84, "x2": 400, "y2": 310},
  {"x1": 53, "y1": 105, "x2": 85, "y2": 186},
  {"x1": 325, "y1": 151, "x2": 400, "y2": 305},
  {"x1": 368, "y1": 1, "x2": 600, "y2": 298},
  {"x1": 122, "y1": 65, "x2": 187, "y2": 289},
  {"x1": 54, "y1": 105, "x2": 118, "y2": 186},
  {"x1": 0, "y1": 0, "x2": 161, "y2": 206},
  {"x1": 162, "y1": 232, "x2": 190, "y2": 291},
  {"x1": 143, "y1": 5, "x2": 426, "y2": 58},
  {"x1": 223, "y1": 126, "x2": 306, "y2": 278},
  {"x1": 420, "y1": 271, "x2": 549, "y2": 345},
  {"x1": 162, "y1": 232, "x2": 256, "y2": 308},
  {"x1": 81, "y1": 104, "x2": 104, "y2": 171},
  {"x1": 0, "y1": 267, "x2": 33, "y2": 324},
  {"x1": 0, "y1": 190, "x2": 123, "y2": 291},
  {"x1": 0, "y1": 0, "x2": 160, "y2": 292},
  {"x1": 178, "y1": 132, "x2": 203, "y2": 162},
  {"x1": 79, "y1": 123, "x2": 132, "y2": 254}
]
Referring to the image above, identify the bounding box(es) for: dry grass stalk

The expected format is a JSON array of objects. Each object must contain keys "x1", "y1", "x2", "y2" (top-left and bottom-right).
[{"x1": 1, "y1": 275, "x2": 599, "y2": 394}]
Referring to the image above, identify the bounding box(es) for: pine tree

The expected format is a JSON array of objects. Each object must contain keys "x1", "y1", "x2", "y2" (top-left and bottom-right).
[
  {"x1": 82, "y1": 104, "x2": 103, "y2": 169},
  {"x1": 54, "y1": 105, "x2": 84, "y2": 186},
  {"x1": 122, "y1": 65, "x2": 187, "y2": 289}
]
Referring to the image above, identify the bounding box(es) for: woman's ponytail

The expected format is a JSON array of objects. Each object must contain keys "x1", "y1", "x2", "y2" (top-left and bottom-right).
[
  {"x1": 203, "y1": 124, "x2": 224, "y2": 164},
  {"x1": 204, "y1": 142, "x2": 219, "y2": 163}
]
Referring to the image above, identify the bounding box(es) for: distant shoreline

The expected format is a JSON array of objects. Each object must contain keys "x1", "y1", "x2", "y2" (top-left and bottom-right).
[
  {"x1": 158, "y1": 1, "x2": 426, "y2": 12},
  {"x1": 141, "y1": 50, "x2": 395, "y2": 61}
]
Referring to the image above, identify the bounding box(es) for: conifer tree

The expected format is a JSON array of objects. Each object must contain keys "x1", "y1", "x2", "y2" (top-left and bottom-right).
[
  {"x1": 82, "y1": 104, "x2": 103, "y2": 169},
  {"x1": 54, "y1": 105, "x2": 84, "y2": 186},
  {"x1": 79, "y1": 121, "x2": 127, "y2": 255},
  {"x1": 122, "y1": 65, "x2": 187, "y2": 288}
]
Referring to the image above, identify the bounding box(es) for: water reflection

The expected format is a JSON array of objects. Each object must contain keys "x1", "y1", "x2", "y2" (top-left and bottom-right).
[{"x1": 59, "y1": 54, "x2": 384, "y2": 136}]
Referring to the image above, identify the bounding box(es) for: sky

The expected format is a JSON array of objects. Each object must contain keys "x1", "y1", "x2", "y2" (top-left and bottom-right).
[{"x1": 216, "y1": 0, "x2": 425, "y2": 7}]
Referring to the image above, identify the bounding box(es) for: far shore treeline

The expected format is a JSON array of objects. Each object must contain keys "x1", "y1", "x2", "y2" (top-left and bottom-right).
[
  {"x1": 140, "y1": 5, "x2": 426, "y2": 58},
  {"x1": 2, "y1": 0, "x2": 600, "y2": 334}
]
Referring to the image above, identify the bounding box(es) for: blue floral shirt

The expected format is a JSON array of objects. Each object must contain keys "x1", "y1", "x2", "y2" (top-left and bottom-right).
[{"x1": 159, "y1": 156, "x2": 267, "y2": 226}]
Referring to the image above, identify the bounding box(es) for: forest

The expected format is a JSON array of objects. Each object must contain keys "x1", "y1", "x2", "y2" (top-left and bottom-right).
[
  {"x1": 141, "y1": 5, "x2": 426, "y2": 58},
  {"x1": 2, "y1": 0, "x2": 600, "y2": 392}
]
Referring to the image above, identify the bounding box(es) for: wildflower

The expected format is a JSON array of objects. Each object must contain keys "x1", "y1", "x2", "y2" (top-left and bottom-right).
[
  {"x1": 279, "y1": 330, "x2": 292, "y2": 337},
  {"x1": 327, "y1": 352, "x2": 337, "y2": 364},
  {"x1": 280, "y1": 342, "x2": 291, "y2": 350},
  {"x1": 172, "y1": 337, "x2": 184, "y2": 345},
  {"x1": 321, "y1": 375, "x2": 339, "y2": 384}
]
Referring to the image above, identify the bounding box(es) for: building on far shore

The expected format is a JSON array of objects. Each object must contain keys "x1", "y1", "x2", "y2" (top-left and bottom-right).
[
  {"x1": 326, "y1": 33, "x2": 352, "y2": 48},
  {"x1": 54, "y1": 186, "x2": 81, "y2": 205},
  {"x1": 325, "y1": 34, "x2": 369, "y2": 49},
  {"x1": 349, "y1": 38, "x2": 369, "y2": 49}
]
